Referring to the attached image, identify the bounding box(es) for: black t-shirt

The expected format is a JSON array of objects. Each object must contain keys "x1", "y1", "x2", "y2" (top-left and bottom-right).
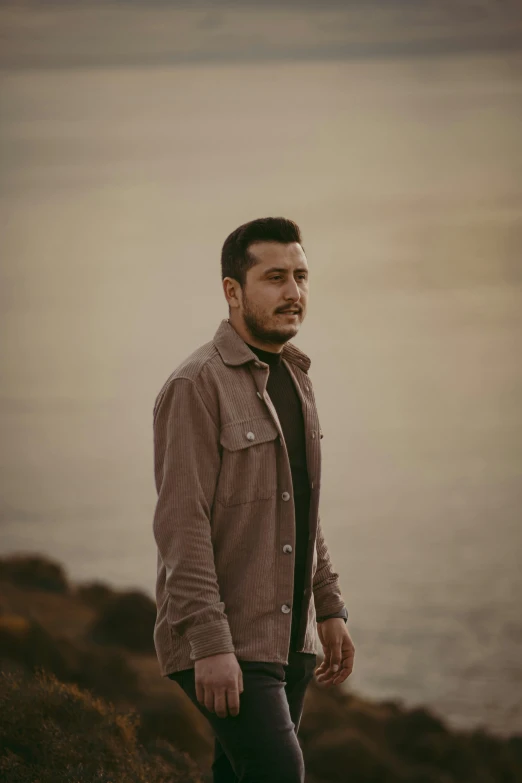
[{"x1": 245, "y1": 343, "x2": 311, "y2": 649}]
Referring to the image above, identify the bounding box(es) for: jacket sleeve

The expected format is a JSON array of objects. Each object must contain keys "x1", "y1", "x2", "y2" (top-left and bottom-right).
[
  {"x1": 316, "y1": 606, "x2": 349, "y2": 623},
  {"x1": 313, "y1": 513, "x2": 347, "y2": 619},
  {"x1": 152, "y1": 376, "x2": 235, "y2": 661}
]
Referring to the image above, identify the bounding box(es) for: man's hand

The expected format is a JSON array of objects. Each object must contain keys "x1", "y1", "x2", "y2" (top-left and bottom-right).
[
  {"x1": 315, "y1": 618, "x2": 355, "y2": 687},
  {"x1": 194, "y1": 652, "x2": 244, "y2": 718}
]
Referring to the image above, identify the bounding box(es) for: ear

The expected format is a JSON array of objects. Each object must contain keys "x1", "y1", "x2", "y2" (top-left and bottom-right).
[{"x1": 223, "y1": 276, "x2": 242, "y2": 310}]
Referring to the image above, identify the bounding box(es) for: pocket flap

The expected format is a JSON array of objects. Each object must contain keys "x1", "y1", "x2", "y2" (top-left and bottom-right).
[{"x1": 220, "y1": 417, "x2": 279, "y2": 452}]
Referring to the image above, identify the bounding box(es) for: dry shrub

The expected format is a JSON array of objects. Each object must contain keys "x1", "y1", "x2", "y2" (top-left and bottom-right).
[
  {"x1": 89, "y1": 590, "x2": 156, "y2": 654},
  {"x1": 76, "y1": 581, "x2": 115, "y2": 612},
  {"x1": 0, "y1": 555, "x2": 69, "y2": 594},
  {"x1": 301, "y1": 679, "x2": 522, "y2": 783},
  {"x1": 0, "y1": 670, "x2": 202, "y2": 783},
  {"x1": 0, "y1": 613, "x2": 139, "y2": 702},
  {"x1": 3, "y1": 554, "x2": 522, "y2": 783},
  {"x1": 306, "y1": 725, "x2": 403, "y2": 783},
  {"x1": 136, "y1": 695, "x2": 213, "y2": 768}
]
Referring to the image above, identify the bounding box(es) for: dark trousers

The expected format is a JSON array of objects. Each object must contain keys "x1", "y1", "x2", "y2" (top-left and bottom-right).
[{"x1": 168, "y1": 648, "x2": 317, "y2": 783}]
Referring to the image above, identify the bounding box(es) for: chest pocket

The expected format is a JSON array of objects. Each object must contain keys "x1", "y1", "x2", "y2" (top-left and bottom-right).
[{"x1": 216, "y1": 417, "x2": 279, "y2": 507}]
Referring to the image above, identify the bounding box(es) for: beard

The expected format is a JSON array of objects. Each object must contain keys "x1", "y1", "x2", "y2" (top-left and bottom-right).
[{"x1": 242, "y1": 291, "x2": 302, "y2": 346}]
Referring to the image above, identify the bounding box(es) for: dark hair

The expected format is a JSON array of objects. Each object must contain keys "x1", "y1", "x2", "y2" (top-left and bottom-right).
[{"x1": 221, "y1": 217, "x2": 304, "y2": 286}]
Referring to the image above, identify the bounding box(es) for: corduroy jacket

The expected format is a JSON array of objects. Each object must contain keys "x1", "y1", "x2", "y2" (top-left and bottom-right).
[{"x1": 152, "y1": 318, "x2": 347, "y2": 676}]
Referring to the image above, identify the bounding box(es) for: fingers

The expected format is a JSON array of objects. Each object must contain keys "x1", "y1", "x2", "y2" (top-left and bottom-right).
[
  {"x1": 316, "y1": 663, "x2": 346, "y2": 686},
  {"x1": 316, "y1": 651, "x2": 354, "y2": 687},
  {"x1": 209, "y1": 683, "x2": 240, "y2": 718},
  {"x1": 213, "y1": 688, "x2": 229, "y2": 719},
  {"x1": 226, "y1": 669, "x2": 243, "y2": 717},
  {"x1": 316, "y1": 668, "x2": 337, "y2": 684},
  {"x1": 332, "y1": 657, "x2": 353, "y2": 685},
  {"x1": 314, "y1": 646, "x2": 331, "y2": 677},
  {"x1": 197, "y1": 676, "x2": 243, "y2": 718},
  {"x1": 315, "y1": 642, "x2": 341, "y2": 683},
  {"x1": 203, "y1": 685, "x2": 215, "y2": 713},
  {"x1": 332, "y1": 666, "x2": 351, "y2": 685},
  {"x1": 330, "y1": 642, "x2": 342, "y2": 676},
  {"x1": 314, "y1": 658, "x2": 329, "y2": 677},
  {"x1": 195, "y1": 680, "x2": 205, "y2": 705},
  {"x1": 332, "y1": 647, "x2": 355, "y2": 685},
  {"x1": 226, "y1": 685, "x2": 241, "y2": 717}
]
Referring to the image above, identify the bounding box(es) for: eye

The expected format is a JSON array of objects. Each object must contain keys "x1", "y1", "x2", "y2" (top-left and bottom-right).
[{"x1": 269, "y1": 275, "x2": 283, "y2": 281}]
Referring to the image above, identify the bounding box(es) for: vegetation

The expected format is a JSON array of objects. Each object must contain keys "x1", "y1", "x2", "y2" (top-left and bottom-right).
[
  {"x1": 0, "y1": 670, "x2": 201, "y2": 783},
  {"x1": 1, "y1": 554, "x2": 521, "y2": 783}
]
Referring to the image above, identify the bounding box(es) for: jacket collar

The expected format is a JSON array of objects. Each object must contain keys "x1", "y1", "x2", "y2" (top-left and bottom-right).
[{"x1": 213, "y1": 318, "x2": 311, "y2": 373}]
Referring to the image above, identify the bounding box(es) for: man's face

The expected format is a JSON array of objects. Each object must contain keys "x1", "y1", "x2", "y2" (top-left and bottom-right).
[{"x1": 239, "y1": 241, "x2": 309, "y2": 345}]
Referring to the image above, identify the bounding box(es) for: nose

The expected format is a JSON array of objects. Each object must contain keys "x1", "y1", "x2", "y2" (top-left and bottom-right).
[{"x1": 283, "y1": 276, "x2": 301, "y2": 303}]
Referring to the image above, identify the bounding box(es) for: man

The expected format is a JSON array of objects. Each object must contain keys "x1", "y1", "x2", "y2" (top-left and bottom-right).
[{"x1": 152, "y1": 217, "x2": 355, "y2": 783}]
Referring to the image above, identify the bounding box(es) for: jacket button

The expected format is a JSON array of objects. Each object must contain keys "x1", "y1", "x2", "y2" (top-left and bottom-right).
[
  {"x1": 283, "y1": 544, "x2": 293, "y2": 554},
  {"x1": 281, "y1": 604, "x2": 291, "y2": 614},
  {"x1": 281, "y1": 491, "x2": 290, "y2": 501},
  {"x1": 246, "y1": 431, "x2": 255, "y2": 441},
  {"x1": 311, "y1": 431, "x2": 316, "y2": 438}
]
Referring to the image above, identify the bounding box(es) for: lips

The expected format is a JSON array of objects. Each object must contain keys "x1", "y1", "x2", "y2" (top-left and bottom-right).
[{"x1": 279, "y1": 309, "x2": 300, "y2": 315}]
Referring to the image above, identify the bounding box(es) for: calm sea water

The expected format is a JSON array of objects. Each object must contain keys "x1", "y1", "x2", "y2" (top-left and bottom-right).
[{"x1": 1, "y1": 51, "x2": 521, "y2": 736}]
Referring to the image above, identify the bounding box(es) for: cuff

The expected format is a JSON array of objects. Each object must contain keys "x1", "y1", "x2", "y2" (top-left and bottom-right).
[
  {"x1": 186, "y1": 619, "x2": 236, "y2": 661},
  {"x1": 317, "y1": 605, "x2": 348, "y2": 623},
  {"x1": 313, "y1": 580, "x2": 346, "y2": 618}
]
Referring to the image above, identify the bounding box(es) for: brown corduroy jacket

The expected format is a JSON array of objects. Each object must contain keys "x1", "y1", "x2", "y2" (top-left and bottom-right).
[{"x1": 152, "y1": 318, "x2": 346, "y2": 676}]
